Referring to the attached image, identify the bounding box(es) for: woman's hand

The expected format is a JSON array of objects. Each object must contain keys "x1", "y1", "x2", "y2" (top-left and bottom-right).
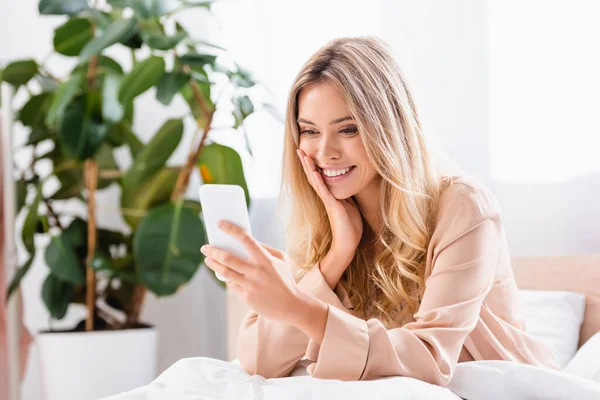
[
  {"x1": 201, "y1": 221, "x2": 301, "y2": 322},
  {"x1": 296, "y1": 148, "x2": 363, "y2": 265}
]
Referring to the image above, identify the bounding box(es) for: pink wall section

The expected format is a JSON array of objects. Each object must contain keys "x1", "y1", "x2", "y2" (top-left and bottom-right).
[{"x1": 1, "y1": 120, "x2": 32, "y2": 400}]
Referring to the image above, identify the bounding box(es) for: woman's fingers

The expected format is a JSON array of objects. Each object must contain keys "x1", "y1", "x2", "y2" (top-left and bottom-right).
[
  {"x1": 217, "y1": 221, "x2": 269, "y2": 263},
  {"x1": 258, "y1": 241, "x2": 285, "y2": 260},
  {"x1": 226, "y1": 280, "x2": 244, "y2": 294},
  {"x1": 203, "y1": 245, "x2": 253, "y2": 276},
  {"x1": 296, "y1": 149, "x2": 316, "y2": 189},
  {"x1": 297, "y1": 149, "x2": 335, "y2": 204},
  {"x1": 205, "y1": 257, "x2": 247, "y2": 285}
]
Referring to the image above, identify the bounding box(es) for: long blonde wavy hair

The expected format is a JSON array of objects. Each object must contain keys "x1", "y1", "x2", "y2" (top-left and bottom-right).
[{"x1": 278, "y1": 36, "x2": 463, "y2": 328}]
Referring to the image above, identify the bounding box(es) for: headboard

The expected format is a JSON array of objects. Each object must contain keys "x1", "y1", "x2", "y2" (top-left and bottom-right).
[
  {"x1": 227, "y1": 255, "x2": 600, "y2": 360},
  {"x1": 511, "y1": 255, "x2": 600, "y2": 348}
]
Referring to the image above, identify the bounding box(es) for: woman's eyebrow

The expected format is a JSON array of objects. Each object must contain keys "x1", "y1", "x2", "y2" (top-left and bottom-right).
[{"x1": 297, "y1": 116, "x2": 354, "y2": 126}]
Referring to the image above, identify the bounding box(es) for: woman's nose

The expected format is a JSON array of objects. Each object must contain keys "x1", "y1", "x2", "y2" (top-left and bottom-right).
[{"x1": 318, "y1": 135, "x2": 341, "y2": 160}]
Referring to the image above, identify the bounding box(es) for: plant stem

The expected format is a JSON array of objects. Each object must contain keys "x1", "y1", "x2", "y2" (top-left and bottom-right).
[
  {"x1": 43, "y1": 198, "x2": 63, "y2": 230},
  {"x1": 85, "y1": 20, "x2": 99, "y2": 332},
  {"x1": 170, "y1": 70, "x2": 215, "y2": 202},
  {"x1": 84, "y1": 160, "x2": 98, "y2": 332},
  {"x1": 87, "y1": 56, "x2": 98, "y2": 90},
  {"x1": 126, "y1": 285, "x2": 146, "y2": 328}
]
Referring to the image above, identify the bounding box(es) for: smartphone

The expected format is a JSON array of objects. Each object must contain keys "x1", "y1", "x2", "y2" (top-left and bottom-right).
[{"x1": 199, "y1": 184, "x2": 252, "y2": 282}]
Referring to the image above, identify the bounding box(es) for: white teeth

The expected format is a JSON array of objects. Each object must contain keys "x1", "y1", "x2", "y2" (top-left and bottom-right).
[{"x1": 322, "y1": 166, "x2": 352, "y2": 177}]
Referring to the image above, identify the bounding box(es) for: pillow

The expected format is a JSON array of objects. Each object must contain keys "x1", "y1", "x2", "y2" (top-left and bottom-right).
[
  {"x1": 518, "y1": 290, "x2": 586, "y2": 369},
  {"x1": 563, "y1": 331, "x2": 600, "y2": 382}
]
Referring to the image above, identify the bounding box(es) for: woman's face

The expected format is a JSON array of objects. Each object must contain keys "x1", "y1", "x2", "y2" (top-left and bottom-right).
[{"x1": 297, "y1": 81, "x2": 380, "y2": 200}]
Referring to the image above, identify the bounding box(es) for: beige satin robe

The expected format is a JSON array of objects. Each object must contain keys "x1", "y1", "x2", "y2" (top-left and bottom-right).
[{"x1": 236, "y1": 177, "x2": 561, "y2": 386}]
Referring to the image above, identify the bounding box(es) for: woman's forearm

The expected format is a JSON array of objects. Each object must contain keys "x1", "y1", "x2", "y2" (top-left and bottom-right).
[
  {"x1": 320, "y1": 251, "x2": 353, "y2": 290},
  {"x1": 285, "y1": 253, "x2": 353, "y2": 346},
  {"x1": 288, "y1": 290, "x2": 329, "y2": 346}
]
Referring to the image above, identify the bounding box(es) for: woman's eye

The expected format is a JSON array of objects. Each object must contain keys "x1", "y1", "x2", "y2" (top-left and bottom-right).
[
  {"x1": 341, "y1": 127, "x2": 358, "y2": 135},
  {"x1": 300, "y1": 129, "x2": 317, "y2": 135}
]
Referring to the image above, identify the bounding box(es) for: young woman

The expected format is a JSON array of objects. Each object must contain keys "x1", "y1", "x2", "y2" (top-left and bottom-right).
[{"x1": 201, "y1": 36, "x2": 560, "y2": 386}]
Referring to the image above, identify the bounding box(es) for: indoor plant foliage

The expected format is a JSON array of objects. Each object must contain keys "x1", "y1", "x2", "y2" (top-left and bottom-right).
[{"x1": 2, "y1": 0, "x2": 272, "y2": 332}]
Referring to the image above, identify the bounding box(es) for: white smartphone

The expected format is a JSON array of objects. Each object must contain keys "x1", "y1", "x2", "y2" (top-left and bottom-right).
[{"x1": 199, "y1": 184, "x2": 252, "y2": 282}]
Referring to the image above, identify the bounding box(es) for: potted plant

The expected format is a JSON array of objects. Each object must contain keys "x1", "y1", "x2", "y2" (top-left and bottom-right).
[{"x1": 1, "y1": 0, "x2": 278, "y2": 398}]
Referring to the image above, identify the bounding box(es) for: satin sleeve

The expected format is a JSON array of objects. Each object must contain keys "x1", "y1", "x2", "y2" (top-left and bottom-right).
[{"x1": 236, "y1": 261, "x2": 354, "y2": 378}]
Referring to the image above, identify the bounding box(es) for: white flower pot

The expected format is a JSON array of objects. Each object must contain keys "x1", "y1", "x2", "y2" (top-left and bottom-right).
[{"x1": 36, "y1": 325, "x2": 157, "y2": 400}]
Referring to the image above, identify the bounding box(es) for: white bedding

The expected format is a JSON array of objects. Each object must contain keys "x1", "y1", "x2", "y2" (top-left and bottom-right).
[{"x1": 102, "y1": 355, "x2": 600, "y2": 400}]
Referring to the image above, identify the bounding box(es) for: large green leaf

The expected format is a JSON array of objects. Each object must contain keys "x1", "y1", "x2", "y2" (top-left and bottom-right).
[
  {"x1": 35, "y1": 74, "x2": 60, "y2": 92},
  {"x1": 15, "y1": 178, "x2": 27, "y2": 213},
  {"x1": 2, "y1": 60, "x2": 38, "y2": 87},
  {"x1": 54, "y1": 18, "x2": 93, "y2": 56},
  {"x1": 26, "y1": 129, "x2": 53, "y2": 146},
  {"x1": 102, "y1": 73, "x2": 124, "y2": 123},
  {"x1": 156, "y1": 70, "x2": 190, "y2": 105},
  {"x1": 79, "y1": 18, "x2": 138, "y2": 63},
  {"x1": 18, "y1": 93, "x2": 52, "y2": 128},
  {"x1": 134, "y1": 201, "x2": 206, "y2": 296},
  {"x1": 46, "y1": 73, "x2": 84, "y2": 126},
  {"x1": 121, "y1": 118, "x2": 183, "y2": 190},
  {"x1": 39, "y1": 0, "x2": 88, "y2": 15},
  {"x1": 6, "y1": 254, "x2": 35, "y2": 301},
  {"x1": 58, "y1": 95, "x2": 109, "y2": 160},
  {"x1": 22, "y1": 184, "x2": 43, "y2": 254},
  {"x1": 42, "y1": 273, "x2": 75, "y2": 320},
  {"x1": 197, "y1": 143, "x2": 250, "y2": 206},
  {"x1": 145, "y1": 31, "x2": 187, "y2": 51},
  {"x1": 111, "y1": 121, "x2": 143, "y2": 159},
  {"x1": 75, "y1": 55, "x2": 124, "y2": 75},
  {"x1": 121, "y1": 167, "x2": 180, "y2": 228},
  {"x1": 62, "y1": 217, "x2": 87, "y2": 248},
  {"x1": 177, "y1": 53, "x2": 217, "y2": 68},
  {"x1": 118, "y1": 56, "x2": 165, "y2": 105},
  {"x1": 45, "y1": 234, "x2": 85, "y2": 285}
]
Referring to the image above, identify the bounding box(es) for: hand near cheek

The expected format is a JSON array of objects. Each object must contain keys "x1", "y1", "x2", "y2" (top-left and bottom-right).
[
  {"x1": 201, "y1": 221, "x2": 300, "y2": 322},
  {"x1": 296, "y1": 149, "x2": 363, "y2": 258}
]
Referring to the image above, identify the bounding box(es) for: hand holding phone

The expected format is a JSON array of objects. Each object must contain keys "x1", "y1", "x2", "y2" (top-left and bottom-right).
[{"x1": 199, "y1": 184, "x2": 252, "y2": 282}]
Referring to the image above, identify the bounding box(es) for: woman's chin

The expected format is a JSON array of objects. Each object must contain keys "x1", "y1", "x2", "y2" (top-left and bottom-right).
[{"x1": 330, "y1": 187, "x2": 358, "y2": 200}]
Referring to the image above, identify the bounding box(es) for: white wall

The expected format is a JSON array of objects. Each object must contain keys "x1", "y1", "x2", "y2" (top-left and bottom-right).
[{"x1": 380, "y1": 0, "x2": 600, "y2": 256}]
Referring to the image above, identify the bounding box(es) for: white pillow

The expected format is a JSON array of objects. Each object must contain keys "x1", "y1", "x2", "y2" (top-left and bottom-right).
[
  {"x1": 563, "y1": 331, "x2": 600, "y2": 382},
  {"x1": 519, "y1": 289, "x2": 586, "y2": 369}
]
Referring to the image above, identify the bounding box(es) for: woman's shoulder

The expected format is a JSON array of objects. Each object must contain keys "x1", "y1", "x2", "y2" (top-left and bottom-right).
[
  {"x1": 433, "y1": 175, "x2": 502, "y2": 240},
  {"x1": 437, "y1": 175, "x2": 501, "y2": 218}
]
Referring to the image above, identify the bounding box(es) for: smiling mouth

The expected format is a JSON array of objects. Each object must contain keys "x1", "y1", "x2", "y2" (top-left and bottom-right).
[{"x1": 317, "y1": 165, "x2": 356, "y2": 179}]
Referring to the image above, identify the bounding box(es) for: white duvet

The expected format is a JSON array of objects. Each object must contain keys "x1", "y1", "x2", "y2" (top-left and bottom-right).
[{"x1": 103, "y1": 355, "x2": 600, "y2": 400}]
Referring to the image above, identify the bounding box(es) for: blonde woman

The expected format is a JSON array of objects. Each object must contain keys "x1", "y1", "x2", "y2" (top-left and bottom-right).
[{"x1": 201, "y1": 36, "x2": 560, "y2": 386}]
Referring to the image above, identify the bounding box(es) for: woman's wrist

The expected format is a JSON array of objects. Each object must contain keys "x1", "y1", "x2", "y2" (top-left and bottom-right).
[
  {"x1": 287, "y1": 289, "x2": 328, "y2": 345},
  {"x1": 320, "y1": 250, "x2": 353, "y2": 290}
]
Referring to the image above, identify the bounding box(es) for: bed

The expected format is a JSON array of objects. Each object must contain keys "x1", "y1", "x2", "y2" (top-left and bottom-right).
[{"x1": 104, "y1": 254, "x2": 600, "y2": 400}]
